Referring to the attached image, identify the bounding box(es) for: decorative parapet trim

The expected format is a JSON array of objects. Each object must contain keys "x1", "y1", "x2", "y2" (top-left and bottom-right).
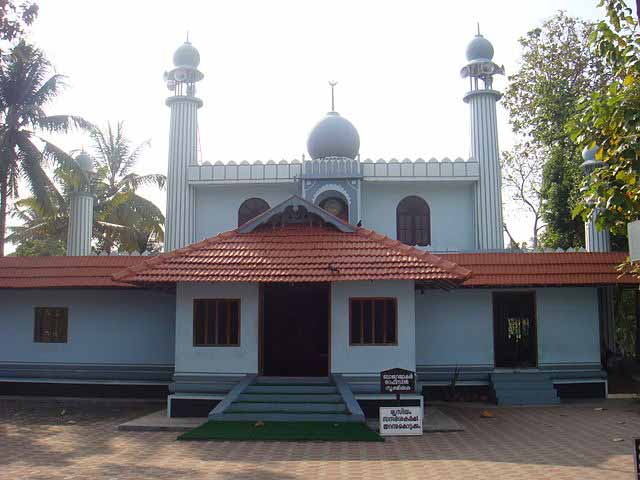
[
  {"x1": 187, "y1": 159, "x2": 301, "y2": 184},
  {"x1": 186, "y1": 157, "x2": 479, "y2": 185},
  {"x1": 361, "y1": 157, "x2": 479, "y2": 180}
]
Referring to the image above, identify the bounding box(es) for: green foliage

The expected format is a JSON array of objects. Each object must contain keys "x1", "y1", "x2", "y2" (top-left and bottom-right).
[
  {"x1": 13, "y1": 237, "x2": 64, "y2": 256},
  {"x1": 8, "y1": 122, "x2": 166, "y2": 255},
  {"x1": 0, "y1": 0, "x2": 38, "y2": 44},
  {"x1": 0, "y1": 41, "x2": 90, "y2": 256},
  {"x1": 503, "y1": 12, "x2": 611, "y2": 249},
  {"x1": 568, "y1": 0, "x2": 640, "y2": 237},
  {"x1": 537, "y1": 146, "x2": 586, "y2": 250},
  {"x1": 614, "y1": 285, "x2": 637, "y2": 358}
]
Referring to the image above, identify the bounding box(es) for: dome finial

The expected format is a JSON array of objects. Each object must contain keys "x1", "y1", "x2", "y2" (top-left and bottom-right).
[
  {"x1": 186, "y1": 30, "x2": 189, "y2": 43},
  {"x1": 477, "y1": 22, "x2": 480, "y2": 36},
  {"x1": 329, "y1": 80, "x2": 338, "y2": 112}
]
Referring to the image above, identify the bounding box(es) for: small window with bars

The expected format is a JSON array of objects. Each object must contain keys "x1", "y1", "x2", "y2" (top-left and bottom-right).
[
  {"x1": 34, "y1": 307, "x2": 68, "y2": 343},
  {"x1": 193, "y1": 299, "x2": 240, "y2": 346},
  {"x1": 349, "y1": 298, "x2": 397, "y2": 345}
]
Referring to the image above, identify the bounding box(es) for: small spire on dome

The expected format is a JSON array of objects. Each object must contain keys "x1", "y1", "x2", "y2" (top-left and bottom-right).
[
  {"x1": 329, "y1": 80, "x2": 338, "y2": 112},
  {"x1": 477, "y1": 22, "x2": 480, "y2": 36}
]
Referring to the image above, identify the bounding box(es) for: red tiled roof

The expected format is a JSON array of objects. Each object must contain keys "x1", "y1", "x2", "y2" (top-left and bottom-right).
[
  {"x1": 113, "y1": 224, "x2": 471, "y2": 286},
  {"x1": 439, "y1": 252, "x2": 637, "y2": 287},
  {"x1": 0, "y1": 256, "x2": 143, "y2": 288}
]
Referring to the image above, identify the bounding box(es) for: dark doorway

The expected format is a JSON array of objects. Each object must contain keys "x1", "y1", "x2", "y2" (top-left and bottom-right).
[
  {"x1": 493, "y1": 292, "x2": 538, "y2": 368},
  {"x1": 261, "y1": 283, "x2": 329, "y2": 377}
]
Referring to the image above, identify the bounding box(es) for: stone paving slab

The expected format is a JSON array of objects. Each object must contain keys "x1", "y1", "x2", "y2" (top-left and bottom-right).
[
  {"x1": 1, "y1": 398, "x2": 638, "y2": 479},
  {"x1": 120, "y1": 406, "x2": 464, "y2": 433}
]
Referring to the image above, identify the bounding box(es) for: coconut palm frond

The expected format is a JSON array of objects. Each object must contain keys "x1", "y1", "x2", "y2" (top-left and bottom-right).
[{"x1": 38, "y1": 114, "x2": 94, "y2": 133}]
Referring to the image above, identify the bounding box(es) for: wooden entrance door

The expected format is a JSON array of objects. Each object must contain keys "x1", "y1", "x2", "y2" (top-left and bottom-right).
[
  {"x1": 260, "y1": 283, "x2": 330, "y2": 377},
  {"x1": 493, "y1": 292, "x2": 537, "y2": 368}
]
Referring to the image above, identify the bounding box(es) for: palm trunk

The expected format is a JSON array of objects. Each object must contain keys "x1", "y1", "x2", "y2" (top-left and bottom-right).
[{"x1": 0, "y1": 175, "x2": 7, "y2": 257}]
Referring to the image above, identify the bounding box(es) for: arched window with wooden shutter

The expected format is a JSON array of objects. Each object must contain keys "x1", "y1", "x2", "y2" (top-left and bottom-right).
[
  {"x1": 396, "y1": 196, "x2": 431, "y2": 246},
  {"x1": 238, "y1": 198, "x2": 270, "y2": 227}
]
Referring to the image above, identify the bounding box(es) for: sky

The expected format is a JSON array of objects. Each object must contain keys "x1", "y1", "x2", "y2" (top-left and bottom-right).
[{"x1": 7, "y1": 0, "x2": 607, "y2": 253}]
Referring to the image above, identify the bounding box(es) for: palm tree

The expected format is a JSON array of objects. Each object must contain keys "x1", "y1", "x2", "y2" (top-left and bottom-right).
[
  {"x1": 0, "y1": 41, "x2": 90, "y2": 256},
  {"x1": 90, "y1": 122, "x2": 165, "y2": 254},
  {"x1": 8, "y1": 122, "x2": 166, "y2": 254}
]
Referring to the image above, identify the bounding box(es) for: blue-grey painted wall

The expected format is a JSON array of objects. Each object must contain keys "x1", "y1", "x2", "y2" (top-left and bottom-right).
[
  {"x1": 415, "y1": 287, "x2": 601, "y2": 370},
  {"x1": 175, "y1": 282, "x2": 259, "y2": 375},
  {"x1": 194, "y1": 183, "x2": 299, "y2": 241},
  {"x1": 331, "y1": 280, "x2": 415, "y2": 374},
  {"x1": 416, "y1": 289, "x2": 494, "y2": 368},
  {"x1": 536, "y1": 287, "x2": 600, "y2": 366},
  {"x1": 361, "y1": 181, "x2": 475, "y2": 252},
  {"x1": 0, "y1": 288, "x2": 175, "y2": 366}
]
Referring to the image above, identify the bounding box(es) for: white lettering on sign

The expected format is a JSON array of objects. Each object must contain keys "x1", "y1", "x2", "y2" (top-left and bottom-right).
[{"x1": 379, "y1": 406, "x2": 423, "y2": 436}]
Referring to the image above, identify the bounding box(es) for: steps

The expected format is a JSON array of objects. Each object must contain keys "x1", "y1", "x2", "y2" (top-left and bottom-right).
[
  {"x1": 491, "y1": 372, "x2": 560, "y2": 405},
  {"x1": 209, "y1": 376, "x2": 365, "y2": 423}
]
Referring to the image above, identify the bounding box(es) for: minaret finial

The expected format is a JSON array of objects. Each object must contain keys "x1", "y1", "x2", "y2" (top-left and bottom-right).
[
  {"x1": 186, "y1": 31, "x2": 190, "y2": 43},
  {"x1": 477, "y1": 22, "x2": 480, "y2": 36},
  {"x1": 328, "y1": 80, "x2": 337, "y2": 112}
]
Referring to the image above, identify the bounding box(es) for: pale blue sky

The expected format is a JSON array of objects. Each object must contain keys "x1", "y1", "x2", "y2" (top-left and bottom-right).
[{"x1": 7, "y1": 0, "x2": 611, "y2": 251}]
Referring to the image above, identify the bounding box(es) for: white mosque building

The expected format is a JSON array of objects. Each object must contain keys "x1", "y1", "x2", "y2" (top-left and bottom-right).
[{"x1": 0, "y1": 33, "x2": 635, "y2": 419}]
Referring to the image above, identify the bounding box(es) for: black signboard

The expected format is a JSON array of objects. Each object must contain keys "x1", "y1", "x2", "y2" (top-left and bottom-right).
[
  {"x1": 380, "y1": 368, "x2": 416, "y2": 394},
  {"x1": 635, "y1": 438, "x2": 640, "y2": 479}
]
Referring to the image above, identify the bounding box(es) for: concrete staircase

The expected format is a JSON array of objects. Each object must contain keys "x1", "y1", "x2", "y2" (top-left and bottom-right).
[
  {"x1": 491, "y1": 372, "x2": 560, "y2": 405},
  {"x1": 209, "y1": 375, "x2": 365, "y2": 423}
]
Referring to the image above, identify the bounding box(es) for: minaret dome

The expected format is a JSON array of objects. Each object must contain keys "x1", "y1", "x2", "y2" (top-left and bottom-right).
[
  {"x1": 466, "y1": 33, "x2": 494, "y2": 63},
  {"x1": 173, "y1": 41, "x2": 200, "y2": 68}
]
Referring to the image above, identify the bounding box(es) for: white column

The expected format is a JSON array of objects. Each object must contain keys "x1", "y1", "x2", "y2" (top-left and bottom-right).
[
  {"x1": 465, "y1": 89, "x2": 504, "y2": 250},
  {"x1": 585, "y1": 210, "x2": 610, "y2": 252},
  {"x1": 164, "y1": 96, "x2": 202, "y2": 251},
  {"x1": 67, "y1": 192, "x2": 93, "y2": 256}
]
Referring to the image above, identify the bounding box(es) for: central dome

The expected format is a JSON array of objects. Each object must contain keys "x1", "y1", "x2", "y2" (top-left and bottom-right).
[{"x1": 307, "y1": 112, "x2": 360, "y2": 160}]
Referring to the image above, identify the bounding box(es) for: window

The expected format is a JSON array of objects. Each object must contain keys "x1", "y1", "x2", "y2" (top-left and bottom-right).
[
  {"x1": 349, "y1": 298, "x2": 397, "y2": 345},
  {"x1": 396, "y1": 196, "x2": 430, "y2": 246},
  {"x1": 238, "y1": 198, "x2": 270, "y2": 227},
  {"x1": 193, "y1": 299, "x2": 240, "y2": 346},
  {"x1": 34, "y1": 307, "x2": 68, "y2": 343},
  {"x1": 319, "y1": 196, "x2": 349, "y2": 222}
]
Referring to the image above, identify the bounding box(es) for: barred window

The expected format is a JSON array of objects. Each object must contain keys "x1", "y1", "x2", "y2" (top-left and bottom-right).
[
  {"x1": 193, "y1": 299, "x2": 240, "y2": 346},
  {"x1": 349, "y1": 298, "x2": 397, "y2": 345},
  {"x1": 238, "y1": 198, "x2": 270, "y2": 227},
  {"x1": 397, "y1": 196, "x2": 431, "y2": 246},
  {"x1": 34, "y1": 307, "x2": 68, "y2": 343}
]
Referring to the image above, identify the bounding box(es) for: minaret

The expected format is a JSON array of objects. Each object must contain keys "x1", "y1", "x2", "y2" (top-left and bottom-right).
[
  {"x1": 67, "y1": 151, "x2": 94, "y2": 256},
  {"x1": 581, "y1": 145, "x2": 610, "y2": 252},
  {"x1": 461, "y1": 28, "x2": 505, "y2": 250},
  {"x1": 163, "y1": 39, "x2": 203, "y2": 251}
]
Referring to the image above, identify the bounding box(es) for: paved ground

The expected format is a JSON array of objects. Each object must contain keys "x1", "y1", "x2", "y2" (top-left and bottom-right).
[{"x1": 1, "y1": 398, "x2": 639, "y2": 479}]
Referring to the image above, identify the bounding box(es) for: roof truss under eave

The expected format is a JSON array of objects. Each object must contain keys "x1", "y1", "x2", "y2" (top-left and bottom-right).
[{"x1": 237, "y1": 194, "x2": 357, "y2": 233}]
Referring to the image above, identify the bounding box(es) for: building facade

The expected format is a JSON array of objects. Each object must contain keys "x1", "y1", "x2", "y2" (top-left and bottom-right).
[{"x1": 0, "y1": 33, "x2": 634, "y2": 418}]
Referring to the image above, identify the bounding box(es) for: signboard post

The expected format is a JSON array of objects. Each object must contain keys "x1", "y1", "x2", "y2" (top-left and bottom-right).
[
  {"x1": 380, "y1": 368, "x2": 416, "y2": 396},
  {"x1": 379, "y1": 368, "x2": 422, "y2": 436}
]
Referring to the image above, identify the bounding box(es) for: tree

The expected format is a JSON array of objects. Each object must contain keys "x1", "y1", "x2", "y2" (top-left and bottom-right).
[
  {"x1": 503, "y1": 11, "x2": 611, "y2": 249},
  {"x1": 90, "y1": 122, "x2": 165, "y2": 254},
  {"x1": 9, "y1": 122, "x2": 166, "y2": 255},
  {"x1": 569, "y1": 0, "x2": 640, "y2": 238},
  {"x1": 501, "y1": 142, "x2": 544, "y2": 249},
  {"x1": 0, "y1": 0, "x2": 37, "y2": 45},
  {"x1": 0, "y1": 42, "x2": 90, "y2": 256}
]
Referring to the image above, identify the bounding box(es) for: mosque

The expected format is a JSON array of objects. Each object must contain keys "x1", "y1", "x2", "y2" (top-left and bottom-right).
[{"x1": 0, "y1": 32, "x2": 636, "y2": 419}]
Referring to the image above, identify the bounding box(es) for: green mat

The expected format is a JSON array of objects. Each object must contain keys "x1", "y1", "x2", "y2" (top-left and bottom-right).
[{"x1": 177, "y1": 421, "x2": 384, "y2": 442}]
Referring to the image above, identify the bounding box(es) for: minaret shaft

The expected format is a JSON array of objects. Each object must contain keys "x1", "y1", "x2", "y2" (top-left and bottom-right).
[
  {"x1": 67, "y1": 192, "x2": 93, "y2": 256},
  {"x1": 466, "y1": 89, "x2": 504, "y2": 250},
  {"x1": 164, "y1": 96, "x2": 201, "y2": 251},
  {"x1": 585, "y1": 213, "x2": 611, "y2": 252}
]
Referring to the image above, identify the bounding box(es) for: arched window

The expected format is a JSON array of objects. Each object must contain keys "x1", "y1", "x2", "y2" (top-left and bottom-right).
[
  {"x1": 319, "y1": 196, "x2": 349, "y2": 222},
  {"x1": 396, "y1": 196, "x2": 430, "y2": 246},
  {"x1": 238, "y1": 198, "x2": 270, "y2": 227}
]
